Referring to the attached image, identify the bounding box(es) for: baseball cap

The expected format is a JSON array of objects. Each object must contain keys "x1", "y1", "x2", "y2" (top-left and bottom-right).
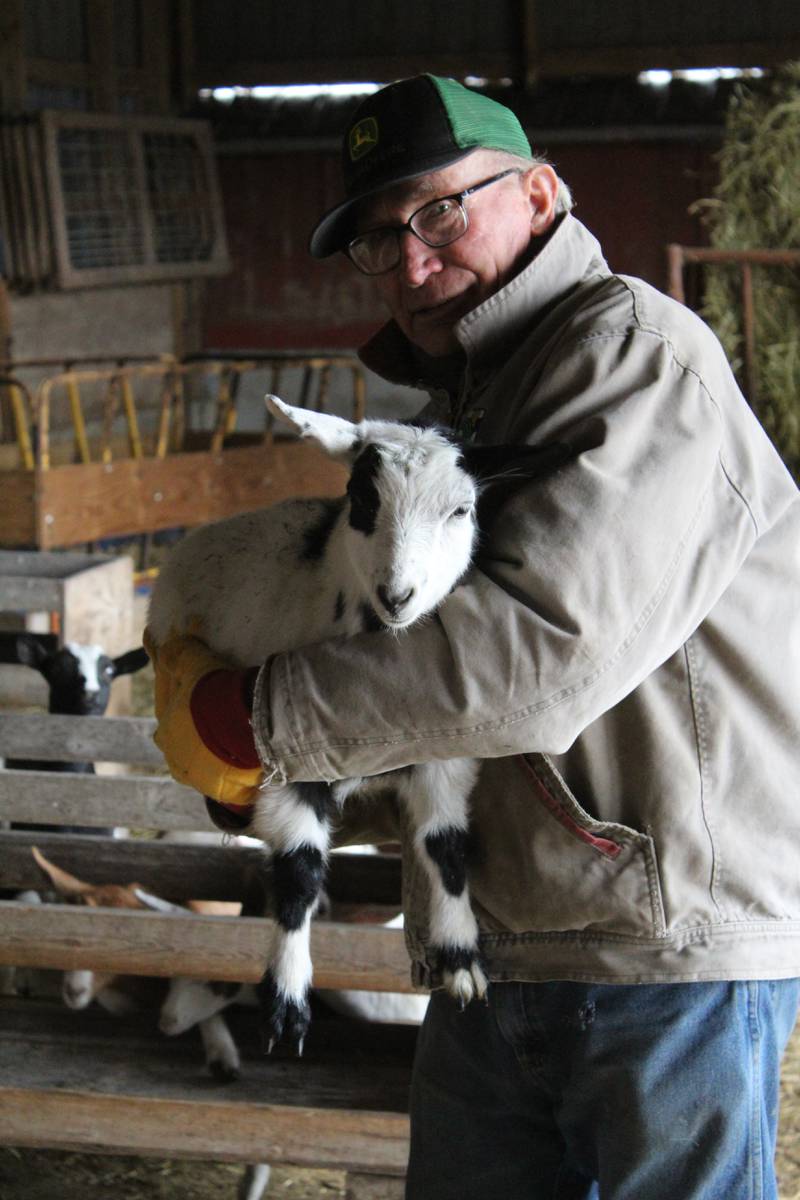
[{"x1": 309, "y1": 74, "x2": 532, "y2": 259}]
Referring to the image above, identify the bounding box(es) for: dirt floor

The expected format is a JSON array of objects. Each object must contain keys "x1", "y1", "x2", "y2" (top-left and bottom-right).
[{"x1": 0, "y1": 1153, "x2": 344, "y2": 1199}]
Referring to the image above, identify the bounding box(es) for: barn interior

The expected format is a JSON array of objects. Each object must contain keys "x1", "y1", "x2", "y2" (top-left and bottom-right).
[{"x1": 1, "y1": 3, "x2": 799, "y2": 1198}]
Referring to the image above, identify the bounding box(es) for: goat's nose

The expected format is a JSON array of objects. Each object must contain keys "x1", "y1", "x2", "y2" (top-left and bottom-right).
[{"x1": 377, "y1": 584, "x2": 415, "y2": 616}]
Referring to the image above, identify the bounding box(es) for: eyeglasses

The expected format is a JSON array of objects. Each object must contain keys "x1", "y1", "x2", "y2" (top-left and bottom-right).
[{"x1": 346, "y1": 168, "x2": 522, "y2": 276}]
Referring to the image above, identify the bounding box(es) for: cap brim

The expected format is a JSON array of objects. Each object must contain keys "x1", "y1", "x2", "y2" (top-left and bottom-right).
[{"x1": 309, "y1": 145, "x2": 479, "y2": 259}]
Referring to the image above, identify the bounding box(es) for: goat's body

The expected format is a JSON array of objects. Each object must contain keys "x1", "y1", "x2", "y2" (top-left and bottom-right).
[
  {"x1": 148, "y1": 398, "x2": 488, "y2": 1053},
  {"x1": 148, "y1": 499, "x2": 370, "y2": 661}
]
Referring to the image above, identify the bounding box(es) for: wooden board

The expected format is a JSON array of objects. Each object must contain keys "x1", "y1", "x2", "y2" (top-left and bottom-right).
[
  {"x1": 0, "y1": 440, "x2": 348, "y2": 549},
  {"x1": 0, "y1": 712, "x2": 162, "y2": 764},
  {"x1": 0, "y1": 831, "x2": 403, "y2": 907},
  {"x1": 0, "y1": 998, "x2": 413, "y2": 1172},
  {"x1": 0, "y1": 901, "x2": 414, "y2": 992}
]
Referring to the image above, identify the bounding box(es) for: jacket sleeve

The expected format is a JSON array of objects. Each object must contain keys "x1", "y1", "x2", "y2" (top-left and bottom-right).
[{"x1": 251, "y1": 329, "x2": 758, "y2": 784}]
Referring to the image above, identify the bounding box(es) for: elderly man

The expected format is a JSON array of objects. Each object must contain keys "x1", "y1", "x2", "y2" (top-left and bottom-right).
[{"x1": 153, "y1": 76, "x2": 800, "y2": 1199}]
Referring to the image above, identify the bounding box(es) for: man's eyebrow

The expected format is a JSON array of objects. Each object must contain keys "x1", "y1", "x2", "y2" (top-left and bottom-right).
[{"x1": 357, "y1": 177, "x2": 447, "y2": 232}]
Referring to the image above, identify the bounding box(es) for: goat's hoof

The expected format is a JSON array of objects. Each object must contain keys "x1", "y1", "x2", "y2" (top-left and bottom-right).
[
  {"x1": 257, "y1": 970, "x2": 311, "y2": 1055},
  {"x1": 440, "y1": 952, "x2": 489, "y2": 1008},
  {"x1": 208, "y1": 1057, "x2": 241, "y2": 1083}
]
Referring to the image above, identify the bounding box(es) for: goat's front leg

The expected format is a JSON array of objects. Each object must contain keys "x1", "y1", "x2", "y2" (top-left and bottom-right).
[
  {"x1": 251, "y1": 781, "x2": 333, "y2": 1055},
  {"x1": 401, "y1": 759, "x2": 488, "y2": 1007}
]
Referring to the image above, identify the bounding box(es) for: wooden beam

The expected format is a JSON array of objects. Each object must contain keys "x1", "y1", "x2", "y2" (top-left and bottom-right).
[
  {"x1": 0, "y1": 712, "x2": 161, "y2": 765},
  {"x1": 0, "y1": 901, "x2": 415, "y2": 991},
  {"x1": 0, "y1": 831, "x2": 403, "y2": 907},
  {"x1": 0, "y1": 999, "x2": 413, "y2": 1171},
  {"x1": 0, "y1": 0, "x2": 26, "y2": 112}
]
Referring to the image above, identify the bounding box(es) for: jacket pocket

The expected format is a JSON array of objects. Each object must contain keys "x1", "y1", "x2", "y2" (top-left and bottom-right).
[{"x1": 465, "y1": 752, "x2": 667, "y2": 940}]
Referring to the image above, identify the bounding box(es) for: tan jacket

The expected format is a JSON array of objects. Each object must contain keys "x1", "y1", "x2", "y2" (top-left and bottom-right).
[{"x1": 253, "y1": 214, "x2": 800, "y2": 986}]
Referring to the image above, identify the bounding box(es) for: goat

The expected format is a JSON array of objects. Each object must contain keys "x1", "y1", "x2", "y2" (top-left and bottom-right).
[
  {"x1": 0, "y1": 632, "x2": 149, "y2": 835},
  {"x1": 30, "y1": 844, "x2": 257, "y2": 1080},
  {"x1": 147, "y1": 395, "x2": 566, "y2": 1054}
]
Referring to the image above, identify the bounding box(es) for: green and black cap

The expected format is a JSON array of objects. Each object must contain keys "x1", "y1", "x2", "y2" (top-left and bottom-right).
[{"x1": 309, "y1": 74, "x2": 532, "y2": 259}]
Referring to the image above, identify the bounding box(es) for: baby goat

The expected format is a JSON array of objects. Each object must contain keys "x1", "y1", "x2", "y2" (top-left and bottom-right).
[
  {"x1": 148, "y1": 395, "x2": 565, "y2": 1054},
  {"x1": 1, "y1": 633, "x2": 148, "y2": 835}
]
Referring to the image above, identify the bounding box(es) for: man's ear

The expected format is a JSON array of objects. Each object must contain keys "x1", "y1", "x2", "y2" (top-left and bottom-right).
[
  {"x1": 525, "y1": 164, "x2": 559, "y2": 236},
  {"x1": 265, "y1": 394, "x2": 362, "y2": 461}
]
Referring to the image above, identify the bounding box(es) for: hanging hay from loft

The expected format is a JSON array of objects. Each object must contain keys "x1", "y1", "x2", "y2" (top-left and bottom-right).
[{"x1": 696, "y1": 63, "x2": 800, "y2": 481}]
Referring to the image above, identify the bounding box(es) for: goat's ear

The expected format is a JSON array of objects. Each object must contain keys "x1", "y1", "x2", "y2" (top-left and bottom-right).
[
  {"x1": 111, "y1": 646, "x2": 150, "y2": 678},
  {"x1": 0, "y1": 631, "x2": 57, "y2": 671},
  {"x1": 265, "y1": 394, "x2": 361, "y2": 461},
  {"x1": 31, "y1": 846, "x2": 91, "y2": 897},
  {"x1": 459, "y1": 440, "x2": 573, "y2": 486}
]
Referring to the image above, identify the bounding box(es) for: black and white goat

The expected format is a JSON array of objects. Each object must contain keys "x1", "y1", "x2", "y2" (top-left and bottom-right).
[
  {"x1": 147, "y1": 395, "x2": 565, "y2": 1054},
  {"x1": 0, "y1": 632, "x2": 149, "y2": 834}
]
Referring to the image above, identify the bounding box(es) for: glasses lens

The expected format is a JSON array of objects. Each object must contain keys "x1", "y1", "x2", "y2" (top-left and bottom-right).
[
  {"x1": 348, "y1": 229, "x2": 399, "y2": 275},
  {"x1": 411, "y1": 197, "x2": 467, "y2": 246}
]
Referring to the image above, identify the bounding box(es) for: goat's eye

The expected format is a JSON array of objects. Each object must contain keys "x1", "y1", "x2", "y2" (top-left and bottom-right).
[{"x1": 449, "y1": 505, "x2": 472, "y2": 520}]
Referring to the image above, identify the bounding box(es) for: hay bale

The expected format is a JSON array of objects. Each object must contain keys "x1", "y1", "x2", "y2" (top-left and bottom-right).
[{"x1": 697, "y1": 63, "x2": 800, "y2": 481}]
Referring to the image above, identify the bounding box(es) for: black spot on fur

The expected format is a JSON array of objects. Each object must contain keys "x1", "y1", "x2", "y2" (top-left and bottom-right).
[
  {"x1": 271, "y1": 844, "x2": 327, "y2": 932},
  {"x1": 425, "y1": 828, "x2": 469, "y2": 896},
  {"x1": 295, "y1": 780, "x2": 335, "y2": 822},
  {"x1": 347, "y1": 443, "x2": 382, "y2": 535},
  {"x1": 334, "y1": 591, "x2": 346, "y2": 621},
  {"x1": 436, "y1": 944, "x2": 484, "y2": 976},
  {"x1": 360, "y1": 603, "x2": 386, "y2": 633},
  {"x1": 300, "y1": 498, "x2": 344, "y2": 562},
  {"x1": 257, "y1": 968, "x2": 312, "y2": 1054}
]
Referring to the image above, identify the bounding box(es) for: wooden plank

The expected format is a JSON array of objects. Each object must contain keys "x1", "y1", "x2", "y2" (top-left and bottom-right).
[
  {"x1": 0, "y1": 769, "x2": 209, "y2": 831},
  {"x1": 0, "y1": 902, "x2": 415, "y2": 992},
  {"x1": 33, "y1": 441, "x2": 347, "y2": 547},
  {"x1": 0, "y1": 832, "x2": 403, "y2": 908},
  {"x1": 0, "y1": 712, "x2": 161, "y2": 764},
  {"x1": 0, "y1": 470, "x2": 38, "y2": 545},
  {"x1": 0, "y1": 999, "x2": 412, "y2": 1171}
]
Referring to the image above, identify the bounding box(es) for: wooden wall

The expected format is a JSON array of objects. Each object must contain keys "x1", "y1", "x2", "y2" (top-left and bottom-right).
[{"x1": 201, "y1": 138, "x2": 718, "y2": 353}]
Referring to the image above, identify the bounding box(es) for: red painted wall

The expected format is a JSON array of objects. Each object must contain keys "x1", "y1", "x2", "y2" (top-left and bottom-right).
[{"x1": 203, "y1": 140, "x2": 717, "y2": 352}]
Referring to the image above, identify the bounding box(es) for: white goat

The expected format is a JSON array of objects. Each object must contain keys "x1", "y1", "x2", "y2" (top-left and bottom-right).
[{"x1": 148, "y1": 395, "x2": 566, "y2": 1054}]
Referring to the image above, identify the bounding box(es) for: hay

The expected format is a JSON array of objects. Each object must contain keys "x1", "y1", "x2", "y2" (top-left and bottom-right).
[{"x1": 696, "y1": 62, "x2": 800, "y2": 481}]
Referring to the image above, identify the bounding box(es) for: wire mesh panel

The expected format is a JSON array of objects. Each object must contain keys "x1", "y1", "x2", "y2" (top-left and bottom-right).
[
  {"x1": 38, "y1": 111, "x2": 230, "y2": 287},
  {"x1": 57, "y1": 125, "x2": 145, "y2": 269},
  {"x1": 143, "y1": 132, "x2": 215, "y2": 264}
]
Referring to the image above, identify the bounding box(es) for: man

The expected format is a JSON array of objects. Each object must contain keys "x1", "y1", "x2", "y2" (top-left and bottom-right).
[{"x1": 153, "y1": 76, "x2": 800, "y2": 1198}]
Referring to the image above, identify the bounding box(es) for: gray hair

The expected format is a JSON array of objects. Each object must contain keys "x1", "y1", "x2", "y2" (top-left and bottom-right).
[{"x1": 481, "y1": 148, "x2": 574, "y2": 216}]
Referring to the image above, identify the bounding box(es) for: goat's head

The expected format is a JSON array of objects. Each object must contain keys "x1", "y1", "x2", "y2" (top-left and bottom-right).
[
  {"x1": 268, "y1": 395, "x2": 479, "y2": 629},
  {"x1": 8, "y1": 635, "x2": 148, "y2": 716},
  {"x1": 31, "y1": 846, "x2": 167, "y2": 1010}
]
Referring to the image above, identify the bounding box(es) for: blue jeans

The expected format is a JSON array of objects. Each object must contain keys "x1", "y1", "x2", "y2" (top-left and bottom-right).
[{"x1": 406, "y1": 979, "x2": 800, "y2": 1200}]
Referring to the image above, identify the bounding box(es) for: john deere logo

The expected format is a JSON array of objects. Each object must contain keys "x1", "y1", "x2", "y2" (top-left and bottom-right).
[{"x1": 349, "y1": 117, "x2": 378, "y2": 161}]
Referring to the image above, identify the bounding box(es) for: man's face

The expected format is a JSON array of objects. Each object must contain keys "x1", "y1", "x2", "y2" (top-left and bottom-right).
[{"x1": 355, "y1": 150, "x2": 557, "y2": 357}]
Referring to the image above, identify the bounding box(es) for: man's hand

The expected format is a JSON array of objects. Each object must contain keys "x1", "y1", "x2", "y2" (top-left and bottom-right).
[{"x1": 144, "y1": 630, "x2": 262, "y2": 809}]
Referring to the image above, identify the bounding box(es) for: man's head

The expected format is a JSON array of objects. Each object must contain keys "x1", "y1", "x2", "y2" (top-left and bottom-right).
[{"x1": 309, "y1": 74, "x2": 570, "y2": 357}]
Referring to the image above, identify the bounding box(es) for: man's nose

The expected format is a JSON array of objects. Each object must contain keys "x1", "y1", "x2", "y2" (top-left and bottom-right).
[{"x1": 398, "y1": 231, "x2": 442, "y2": 286}]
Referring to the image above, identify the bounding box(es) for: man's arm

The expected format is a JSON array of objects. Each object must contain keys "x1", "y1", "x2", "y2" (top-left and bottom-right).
[{"x1": 252, "y1": 330, "x2": 754, "y2": 784}]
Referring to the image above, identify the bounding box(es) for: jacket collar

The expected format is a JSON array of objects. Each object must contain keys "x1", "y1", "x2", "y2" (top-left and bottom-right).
[{"x1": 359, "y1": 215, "x2": 610, "y2": 390}]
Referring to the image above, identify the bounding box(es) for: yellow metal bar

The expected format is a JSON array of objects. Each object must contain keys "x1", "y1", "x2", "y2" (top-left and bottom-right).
[
  {"x1": 66, "y1": 377, "x2": 91, "y2": 464},
  {"x1": 120, "y1": 374, "x2": 143, "y2": 459},
  {"x1": 100, "y1": 377, "x2": 119, "y2": 464},
  {"x1": 210, "y1": 370, "x2": 234, "y2": 454},
  {"x1": 2, "y1": 379, "x2": 35, "y2": 470}
]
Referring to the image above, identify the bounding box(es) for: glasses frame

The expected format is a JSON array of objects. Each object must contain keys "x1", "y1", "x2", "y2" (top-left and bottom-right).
[{"x1": 346, "y1": 168, "x2": 523, "y2": 276}]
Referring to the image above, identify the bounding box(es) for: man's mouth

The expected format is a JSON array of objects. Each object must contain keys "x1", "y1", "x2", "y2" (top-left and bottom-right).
[{"x1": 409, "y1": 291, "x2": 470, "y2": 321}]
